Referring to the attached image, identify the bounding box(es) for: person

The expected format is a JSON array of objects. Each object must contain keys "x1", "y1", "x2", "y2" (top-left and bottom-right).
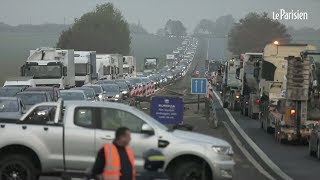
[
  {"x1": 137, "y1": 149, "x2": 170, "y2": 180},
  {"x1": 91, "y1": 127, "x2": 136, "y2": 180}
]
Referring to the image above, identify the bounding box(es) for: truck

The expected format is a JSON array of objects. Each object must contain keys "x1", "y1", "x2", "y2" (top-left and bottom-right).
[
  {"x1": 144, "y1": 57, "x2": 158, "y2": 74},
  {"x1": 239, "y1": 53, "x2": 263, "y2": 119},
  {"x1": 259, "y1": 43, "x2": 318, "y2": 143},
  {"x1": 110, "y1": 54, "x2": 124, "y2": 79},
  {"x1": 222, "y1": 57, "x2": 242, "y2": 110},
  {"x1": 96, "y1": 54, "x2": 117, "y2": 80},
  {"x1": 0, "y1": 100, "x2": 234, "y2": 180},
  {"x1": 74, "y1": 51, "x2": 97, "y2": 87},
  {"x1": 123, "y1": 56, "x2": 137, "y2": 78},
  {"x1": 20, "y1": 47, "x2": 75, "y2": 89}
]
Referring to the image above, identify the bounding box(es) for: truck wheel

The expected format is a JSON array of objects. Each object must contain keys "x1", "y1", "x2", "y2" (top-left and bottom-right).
[
  {"x1": 171, "y1": 161, "x2": 208, "y2": 180},
  {"x1": 0, "y1": 154, "x2": 38, "y2": 180}
]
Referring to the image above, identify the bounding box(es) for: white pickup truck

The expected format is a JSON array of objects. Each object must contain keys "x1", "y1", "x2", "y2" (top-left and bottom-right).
[{"x1": 0, "y1": 100, "x2": 234, "y2": 180}]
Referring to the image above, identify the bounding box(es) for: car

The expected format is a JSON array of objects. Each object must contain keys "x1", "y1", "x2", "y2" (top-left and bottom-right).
[
  {"x1": 16, "y1": 91, "x2": 52, "y2": 110},
  {"x1": 83, "y1": 84, "x2": 104, "y2": 101},
  {"x1": 96, "y1": 80, "x2": 116, "y2": 85},
  {"x1": 100, "y1": 84, "x2": 122, "y2": 102},
  {"x1": 72, "y1": 87, "x2": 96, "y2": 101},
  {"x1": 0, "y1": 87, "x2": 24, "y2": 97},
  {"x1": 0, "y1": 97, "x2": 25, "y2": 119},
  {"x1": 309, "y1": 124, "x2": 320, "y2": 159},
  {"x1": 0, "y1": 100, "x2": 234, "y2": 180},
  {"x1": 116, "y1": 82, "x2": 130, "y2": 99},
  {"x1": 115, "y1": 79, "x2": 133, "y2": 89},
  {"x1": 60, "y1": 90, "x2": 88, "y2": 101},
  {"x1": 24, "y1": 86, "x2": 60, "y2": 101}
]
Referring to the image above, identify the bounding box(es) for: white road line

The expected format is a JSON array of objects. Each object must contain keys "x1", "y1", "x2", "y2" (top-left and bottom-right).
[
  {"x1": 213, "y1": 90, "x2": 293, "y2": 180},
  {"x1": 223, "y1": 121, "x2": 275, "y2": 180}
]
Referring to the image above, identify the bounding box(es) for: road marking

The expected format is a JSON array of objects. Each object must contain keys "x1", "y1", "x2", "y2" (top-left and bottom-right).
[
  {"x1": 200, "y1": 80, "x2": 204, "y2": 92},
  {"x1": 222, "y1": 121, "x2": 275, "y2": 180},
  {"x1": 213, "y1": 90, "x2": 293, "y2": 180}
]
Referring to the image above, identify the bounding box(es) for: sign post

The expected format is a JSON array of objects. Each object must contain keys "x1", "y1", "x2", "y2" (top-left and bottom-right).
[
  {"x1": 150, "y1": 96, "x2": 184, "y2": 124},
  {"x1": 191, "y1": 78, "x2": 207, "y2": 113}
]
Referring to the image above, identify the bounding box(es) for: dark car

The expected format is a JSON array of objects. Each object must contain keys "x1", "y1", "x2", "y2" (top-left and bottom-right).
[
  {"x1": 116, "y1": 82, "x2": 130, "y2": 98},
  {"x1": 24, "y1": 86, "x2": 60, "y2": 101},
  {"x1": 100, "y1": 84, "x2": 122, "y2": 102},
  {"x1": 16, "y1": 91, "x2": 52, "y2": 110},
  {"x1": 0, "y1": 87, "x2": 24, "y2": 97},
  {"x1": 83, "y1": 84, "x2": 104, "y2": 101},
  {"x1": 0, "y1": 97, "x2": 25, "y2": 119},
  {"x1": 72, "y1": 87, "x2": 96, "y2": 101},
  {"x1": 96, "y1": 80, "x2": 116, "y2": 85},
  {"x1": 114, "y1": 79, "x2": 133, "y2": 89}
]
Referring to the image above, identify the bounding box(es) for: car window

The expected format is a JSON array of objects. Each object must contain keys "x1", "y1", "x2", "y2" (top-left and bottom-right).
[
  {"x1": 74, "y1": 107, "x2": 95, "y2": 128},
  {"x1": 100, "y1": 108, "x2": 144, "y2": 133},
  {"x1": 24, "y1": 106, "x2": 57, "y2": 125}
]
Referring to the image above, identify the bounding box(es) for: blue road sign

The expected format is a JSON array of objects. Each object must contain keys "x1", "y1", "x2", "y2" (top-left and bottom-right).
[
  {"x1": 191, "y1": 78, "x2": 207, "y2": 94},
  {"x1": 150, "y1": 96, "x2": 183, "y2": 124}
]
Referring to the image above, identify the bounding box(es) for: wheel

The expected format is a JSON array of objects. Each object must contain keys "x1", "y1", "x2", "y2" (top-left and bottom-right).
[
  {"x1": 317, "y1": 142, "x2": 320, "y2": 160},
  {"x1": 0, "y1": 154, "x2": 39, "y2": 180},
  {"x1": 309, "y1": 141, "x2": 315, "y2": 156},
  {"x1": 170, "y1": 161, "x2": 208, "y2": 180}
]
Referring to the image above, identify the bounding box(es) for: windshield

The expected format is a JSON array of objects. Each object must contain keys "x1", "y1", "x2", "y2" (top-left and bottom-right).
[
  {"x1": 85, "y1": 86, "x2": 102, "y2": 94},
  {"x1": 75, "y1": 64, "x2": 88, "y2": 76},
  {"x1": 117, "y1": 82, "x2": 128, "y2": 90},
  {"x1": 75, "y1": 88, "x2": 95, "y2": 99},
  {"x1": 129, "y1": 78, "x2": 142, "y2": 85},
  {"x1": 123, "y1": 67, "x2": 129, "y2": 74},
  {"x1": 17, "y1": 94, "x2": 47, "y2": 105},
  {"x1": 0, "y1": 99, "x2": 19, "y2": 112},
  {"x1": 0, "y1": 88, "x2": 21, "y2": 97},
  {"x1": 102, "y1": 85, "x2": 119, "y2": 93},
  {"x1": 24, "y1": 65, "x2": 62, "y2": 79},
  {"x1": 61, "y1": 92, "x2": 85, "y2": 100}
]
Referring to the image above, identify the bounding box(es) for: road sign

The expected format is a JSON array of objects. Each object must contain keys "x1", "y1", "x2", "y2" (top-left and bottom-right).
[
  {"x1": 191, "y1": 78, "x2": 207, "y2": 94},
  {"x1": 150, "y1": 96, "x2": 183, "y2": 124},
  {"x1": 166, "y1": 54, "x2": 175, "y2": 60}
]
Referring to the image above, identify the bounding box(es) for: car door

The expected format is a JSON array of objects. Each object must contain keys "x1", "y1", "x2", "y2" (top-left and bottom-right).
[
  {"x1": 21, "y1": 105, "x2": 64, "y2": 170},
  {"x1": 64, "y1": 107, "x2": 96, "y2": 171},
  {"x1": 95, "y1": 107, "x2": 158, "y2": 171}
]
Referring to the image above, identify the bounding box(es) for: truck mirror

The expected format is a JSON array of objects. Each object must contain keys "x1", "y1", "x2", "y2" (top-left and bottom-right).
[
  {"x1": 20, "y1": 65, "x2": 25, "y2": 76},
  {"x1": 63, "y1": 67, "x2": 68, "y2": 76},
  {"x1": 87, "y1": 64, "x2": 91, "y2": 75}
]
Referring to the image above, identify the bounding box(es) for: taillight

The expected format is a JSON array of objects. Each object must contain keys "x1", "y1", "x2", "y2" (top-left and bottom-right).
[
  {"x1": 245, "y1": 101, "x2": 249, "y2": 105},
  {"x1": 255, "y1": 99, "x2": 261, "y2": 105},
  {"x1": 290, "y1": 109, "x2": 296, "y2": 116}
]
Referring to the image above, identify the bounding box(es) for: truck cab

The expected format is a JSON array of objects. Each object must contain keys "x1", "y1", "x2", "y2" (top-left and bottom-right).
[{"x1": 74, "y1": 51, "x2": 97, "y2": 87}]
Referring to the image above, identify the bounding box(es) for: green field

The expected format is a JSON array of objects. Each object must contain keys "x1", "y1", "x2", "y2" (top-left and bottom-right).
[{"x1": 0, "y1": 32, "x2": 181, "y2": 85}]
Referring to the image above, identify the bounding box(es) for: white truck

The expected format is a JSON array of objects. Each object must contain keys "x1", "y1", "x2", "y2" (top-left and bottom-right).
[
  {"x1": 20, "y1": 47, "x2": 75, "y2": 89},
  {"x1": 259, "y1": 43, "x2": 317, "y2": 140},
  {"x1": 74, "y1": 51, "x2": 97, "y2": 87},
  {"x1": 96, "y1": 54, "x2": 123, "y2": 80},
  {"x1": 123, "y1": 56, "x2": 137, "y2": 78},
  {"x1": 110, "y1": 54, "x2": 124, "y2": 79}
]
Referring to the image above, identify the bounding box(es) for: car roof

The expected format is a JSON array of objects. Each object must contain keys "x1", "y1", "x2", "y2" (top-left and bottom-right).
[
  {"x1": 64, "y1": 100, "x2": 135, "y2": 109},
  {"x1": 25, "y1": 87, "x2": 56, "y2": 91},
  {"x1": 17, "y1": 91, "x2": 48, "y2": 95},
  {"x1": 72, "y1": 87, "x2": 95, "y2": 90},
  {"x1": 60, "y1": 90, "x2": 85, "y2": 93}
]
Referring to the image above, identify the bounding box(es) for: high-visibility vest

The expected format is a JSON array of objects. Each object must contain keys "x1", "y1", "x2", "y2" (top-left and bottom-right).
[{"x1": 102, "y1": 143, "x2": 136, "y2": 180}]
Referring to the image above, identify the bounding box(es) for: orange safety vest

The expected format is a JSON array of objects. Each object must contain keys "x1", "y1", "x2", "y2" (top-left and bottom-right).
[{"x1": 103, "y1": 143, "x2": 136, "y2": 180}]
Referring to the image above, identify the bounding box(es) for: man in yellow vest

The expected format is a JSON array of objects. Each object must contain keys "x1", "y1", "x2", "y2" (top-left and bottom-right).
[{"x1": 91, "y1": 127, "x2": 136, "y2": 180}]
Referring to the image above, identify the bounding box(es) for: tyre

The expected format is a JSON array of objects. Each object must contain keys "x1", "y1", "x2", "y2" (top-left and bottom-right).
[
  {"x1": 309, "y1": 141, "x2": 315, "y2": 156},
  {"x1": 170, "y1": 161, "x2": 208, "y2": 180},
  {"x1": 317, "y1": 142, "x2": 320, "y2": 160},
  {"x1": 0, "y1": 154, "x2": 39, "y2": 180}
]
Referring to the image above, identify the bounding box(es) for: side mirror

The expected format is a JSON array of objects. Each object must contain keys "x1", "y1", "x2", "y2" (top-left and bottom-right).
[
  {"x1": 20, "y1": 65, "x2": 26, "y2": 76},
  {"x1": 141, "y1": 124, "x2": 155, "y2": 136},
  {"x1": 63, "y1": 67, "x2": 68, "y2": 76}
]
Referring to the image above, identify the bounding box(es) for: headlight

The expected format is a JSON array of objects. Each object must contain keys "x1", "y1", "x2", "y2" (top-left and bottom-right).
[
  {"x1": 236, "y1": 95, "x2": 240, "y2": 99},
  {"x1": 98, "y1": 94, "x2": 103, "y2": 99},
  {"x1": 115, "y1": 94, "x2": 120, "y2": 98},
  {"x1": 212, "y1": 146, "x2": 233, "y2": 155},
  {"x1": 122, "y1": 91, "x2": 128, "y2": 94}
]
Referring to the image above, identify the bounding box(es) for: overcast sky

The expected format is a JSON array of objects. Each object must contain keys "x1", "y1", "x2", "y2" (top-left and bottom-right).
[{"x1": 1, "y1": 0, "x2": 320, "y2": 33}]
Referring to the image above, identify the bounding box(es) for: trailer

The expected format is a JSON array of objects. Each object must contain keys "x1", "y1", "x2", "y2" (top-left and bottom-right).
[
  {"x1": 21, "y1": 47, "x2": 75, "y2": 89},
  {"x1": 123, "y1": 56, "x2": 137, "y2": 78}
]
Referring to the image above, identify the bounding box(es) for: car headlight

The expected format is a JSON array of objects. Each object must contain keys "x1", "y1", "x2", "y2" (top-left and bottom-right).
[
  {"x1": 236, "y1": 95, "x2": 240, "y2": 99},
  {"x1": 98, "y1": 94, "x2": 103, "y2": 99},
  {"x1": 122, "y1": 91, "x2": 128, "y2": 94},
  {"x1": 115, "y1": 94, "x2": 120, "y2": 98},
  {"x1": 212, "y1": 146, "x2": 233, "y2": 155}
]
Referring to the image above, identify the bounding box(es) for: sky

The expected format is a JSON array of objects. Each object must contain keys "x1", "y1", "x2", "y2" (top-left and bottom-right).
[{"x1": 1, "y1": 0, "x2": 320, "y2": 33}]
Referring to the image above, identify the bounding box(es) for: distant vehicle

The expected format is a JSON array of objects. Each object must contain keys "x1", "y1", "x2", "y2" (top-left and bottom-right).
[
  {"x1": 123, "y1": 56, "x2": 137, "y2": 78},
  {"x1": 0, "y1": 87, "x2": 24, "y2": 97},
  {"x1": 116, "y1": 82, "x2": 130, "y2": 98},
  {"x1": 3, "y1": 77, "x2": 36, "y2": 88},
  {"x1": 0, "y1": 97, "x2": 25, "y2": 119},
  {"x1": 16, "y1": 91, "x2": 52, "y2": 110},
  {"x1": 114, "y1": 79, "x2": 133, "y2": 88},
  {"x1": 96, "y1": 80, "x2": 116, "y2": 85},
  {"x1": 83, "y1": 84, "x2": 104, "y2": 101},
  {"x1": 0, "y1": 100, "x2": 234, "y2": 180},
  {"x1": 60, "y1": 90, "x2": 87, "y2": 101},
  {"x1": 20, "y1": 48, "x2": 75, "y2": 89},
  {"x1": 96, "y1": 54, "x2": 123, "y2": 80},
  {"x1": 144, "y1": 58, "x2": 158, "y2": 73},
  {"x1": 72, "y1": 87, "x2": 96, "y2": 101},
  {"x1": 74, "y1": 51, "x2": 97, "y2": 87},
  {"x1": 101, "y1": 84, "x2": 121, "y2": 102},
  {"x1": 24, "y1": 86, "x2": 60, "y2": 102}
]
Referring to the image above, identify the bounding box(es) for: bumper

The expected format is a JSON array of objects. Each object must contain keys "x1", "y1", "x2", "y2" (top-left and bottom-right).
[
  {"x1": 104, "y1": 98, "x2": 120, "y2": 102},
  {"x1": 212, "y1": 160, "x2": 234, "y2": 180}
]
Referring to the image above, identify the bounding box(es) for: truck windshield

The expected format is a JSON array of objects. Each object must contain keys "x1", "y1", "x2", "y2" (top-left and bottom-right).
[
  {"x1": 24, "y1": 65, "x2": 62, "y2": 79},
  {"x1": 75, "y1": 64, "x2": 88, "y2": 76},
  {"x1": 0, "y1": 100, "x2": 19, "y2": 112}
]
